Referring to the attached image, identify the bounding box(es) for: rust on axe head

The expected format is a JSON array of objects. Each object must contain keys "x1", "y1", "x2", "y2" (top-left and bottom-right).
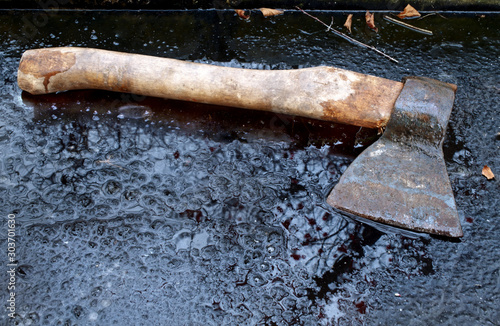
[{"x1": 327, "y1": 77, "x2": 463, "y2": 238}]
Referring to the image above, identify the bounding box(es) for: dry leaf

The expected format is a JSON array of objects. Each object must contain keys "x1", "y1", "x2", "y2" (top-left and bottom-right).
[
  {"x1": 397, "y1": 4, "x2": 421, "y2": 19},
  {"x1": 235, "y1": 9, "x2": 250, "y2": 20},
  {"x1": 365, "y1": 11, "x2": 378, "y2": 32},
  {"x1": 482, "y1": 165, "x2": 495, "y2": 180},
  {"x1": 260, "y1": 8, "x2": 284, "y2": 17},
  {"x1": 344, "y1": 14, "x2": 353, "y2": 33}
]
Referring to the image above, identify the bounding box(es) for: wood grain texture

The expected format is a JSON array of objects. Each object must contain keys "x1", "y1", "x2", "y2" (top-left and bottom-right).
[{"x1": 18, "y1": 47, "x2": 404, "y2": 128}]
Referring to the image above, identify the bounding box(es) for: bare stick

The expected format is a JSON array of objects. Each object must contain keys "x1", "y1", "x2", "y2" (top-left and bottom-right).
[
  {"x1": 296, "y1": 7, "x2": 398, "y2": 63},
  {"x1": 383, "y1": 15, "x2": 433, "y2": 35},
  {"x1": 326, "y1": 17, "x2": 334, "y2": 32},
  {"x1": 419, "y1": 12, "x2": 448, "y2": 20},
  {"x1": 97, "y1": 155, "x2": 128, "y2": 171}
]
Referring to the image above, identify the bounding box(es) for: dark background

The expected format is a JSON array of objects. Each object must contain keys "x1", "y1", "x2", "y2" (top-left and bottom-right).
[
  {"x1": 0, "y1": 0, "x2": 500, "y2": 10},
  {"x1": 0, "y1": 7, "x2": 499, "y2": 326}
]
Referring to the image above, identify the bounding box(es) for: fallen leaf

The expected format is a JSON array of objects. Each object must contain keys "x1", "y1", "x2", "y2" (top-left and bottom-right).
[
  {"x1": 344, "y1": 14, "x2": 353, "y2": 33},
  {"x1": 397, "y1": 4, "x2": 421, "y2": 19},
  {"x1": 365, "y1": 11, "x2": 378, "y2": 32},
  {"x1": 482, "y1": 165, "x2": 495, "y2": 180},
  {"x1": 235, "y1": 9, "x2": 250, "y2": 20},
  {"x1": 260, "y1": 8, "x2": 284, "y2": 17}
]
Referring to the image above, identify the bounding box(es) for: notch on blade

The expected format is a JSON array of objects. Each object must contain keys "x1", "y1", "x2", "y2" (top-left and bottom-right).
[{"x1": 327, "y1": 77, "x2": 463, "y2": 238}]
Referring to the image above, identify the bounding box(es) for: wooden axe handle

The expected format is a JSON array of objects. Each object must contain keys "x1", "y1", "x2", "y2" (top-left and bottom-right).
[{"x1": 18, "y1": 47, "x2": 404, "y2": 129}]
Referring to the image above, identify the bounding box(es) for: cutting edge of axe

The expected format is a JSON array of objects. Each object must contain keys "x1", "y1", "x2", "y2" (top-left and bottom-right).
[{"x1": 17, "y1": 47, "x2": 463, "y2": 238}]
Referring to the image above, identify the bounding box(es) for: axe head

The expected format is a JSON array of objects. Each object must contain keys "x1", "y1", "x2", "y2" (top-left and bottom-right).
[{"x1": 327, "y1": 77, "x2": 463, "y2": 238}]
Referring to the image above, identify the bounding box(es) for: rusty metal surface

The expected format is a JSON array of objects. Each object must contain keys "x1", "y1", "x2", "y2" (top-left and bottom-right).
[{"x1": 327, "y1": 77, "x2": 463, "y2": 237}]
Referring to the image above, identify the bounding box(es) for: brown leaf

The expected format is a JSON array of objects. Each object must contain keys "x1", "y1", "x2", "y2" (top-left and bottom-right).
[
  {"x1": 397, "y1": 4, "x2": 421, "y2": 19},
  {"x1": 235, "y1": 9, "x2": 250, "y2": 20},
  {"x1": 482, "y1": 165, "x2": 495, "y2": 180},
  {"x1": 365, "y1": 11, "x2": 378, "y2": 32},
  {"x1": 260, "y1": 8, "x2": 284, "y2": 17},
  {"x1": 344, "y1": 14, "x2": 353, "y2": 33}
]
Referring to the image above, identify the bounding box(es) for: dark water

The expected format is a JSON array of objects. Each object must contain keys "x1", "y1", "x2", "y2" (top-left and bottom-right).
[{"x1": 0, "y1": 9, "x2": 499, "y2": 325}]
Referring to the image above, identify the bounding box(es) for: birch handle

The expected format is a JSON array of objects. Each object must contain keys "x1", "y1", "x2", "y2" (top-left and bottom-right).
[{"x1": 18, "y1": 47, "x2": 404, "y2": 128}]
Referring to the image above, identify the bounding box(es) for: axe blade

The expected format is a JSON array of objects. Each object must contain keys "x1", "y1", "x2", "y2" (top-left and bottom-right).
[{"x1": 327, "y1": 77, "x2": 463, "y2": 238}]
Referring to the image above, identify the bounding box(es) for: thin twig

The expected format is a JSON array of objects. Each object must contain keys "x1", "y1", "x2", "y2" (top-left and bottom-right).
[
  {"x1": 383, "y1": 15, "x2": 433, "y2": 35},
  {"x1": 326, "y1": 17, "x2": 334, "y2": 32},
  {"x1": 296, "y1": 7, "x2": 398, "y2": 63},
  {"x1": 419, "y1": 12, "x2": 448, "y2": 20},
  {"x1": 419, "y1": 12, "x2": 436, "y2": 19},
  {"x1": 97, "y1": 155, "x2": 128, "y2": 171}
]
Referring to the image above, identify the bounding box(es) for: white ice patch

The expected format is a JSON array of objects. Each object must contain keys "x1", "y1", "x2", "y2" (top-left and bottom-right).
[{"x1": 368, "y1": 143, "x2": 386, "y2": 157}]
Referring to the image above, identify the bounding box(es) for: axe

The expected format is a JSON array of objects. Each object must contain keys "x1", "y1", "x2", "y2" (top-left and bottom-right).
[{"x1": 17, "y1": 47, "x2": 463, "y2": 238}]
